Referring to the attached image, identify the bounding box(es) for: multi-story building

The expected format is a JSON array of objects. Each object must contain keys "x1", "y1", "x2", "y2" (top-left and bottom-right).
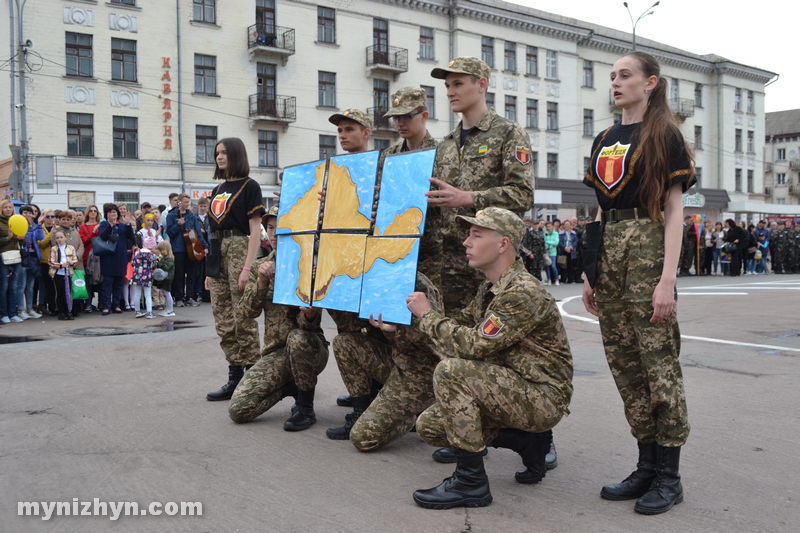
[
  {"x1": 0, "y1": 0, "x2": 779, "y2": 219},
  {"x1": 764, "y1": 109, "x2": 800, "y2": 212}
]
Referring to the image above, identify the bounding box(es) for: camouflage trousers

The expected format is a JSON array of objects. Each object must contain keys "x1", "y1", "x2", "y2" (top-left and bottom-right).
[
  {"x1": 228, "y1": 329, "x2": 328, "y2": 424},
  {"x1": 416, "y1": 358, "x2": 564, "y2": 452},
  {"x1": 350, "y1": 348, "x2": 438, "y2": 452},
  {"x1": 596, "y1": 218, "x2": 690, "y2": 446},
  {"x1": 332, "y1": 332, "x2": 393, "y2": 397},
  {"x1": 208, "y1": 235, "x2": 260, "y2": 366}
]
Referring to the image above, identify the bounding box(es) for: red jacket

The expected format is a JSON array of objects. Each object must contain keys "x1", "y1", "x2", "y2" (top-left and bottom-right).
[{"x1": 78, "y1": 222, "x2": 101, "y2": 264}]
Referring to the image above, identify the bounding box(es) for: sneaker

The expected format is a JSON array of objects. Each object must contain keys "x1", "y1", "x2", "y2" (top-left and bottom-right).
[
  {"x1": 158, "y1": 311, "x2": 176, "y2": 317},
  {"x1": 10, "y1": 316, "x2": 24, "y2": 323},
  {"x1": 27, "y1": 310, "x2": 42, "y2": 319},
  {"x1": 555, "y1": 280, "x2": 560, "y2": 286},
  {"x1": 187, "y1": 298, "x2": 200, "y2": 307},
  {"x1": 175, "y1": 301, "x2": 185, "y2": 308},
  {"x1": 17, "y1": 311, "x2": 30, "y2": 320},
  {"x1": 146, "y1": 313, "x2": 154, "y2": 319},
  {"x1": 135, "y1": 312, "x2": 146, "y2": 318},
  {"x1": 1, "y1": 316, "x2": 11, "y2": 324}
]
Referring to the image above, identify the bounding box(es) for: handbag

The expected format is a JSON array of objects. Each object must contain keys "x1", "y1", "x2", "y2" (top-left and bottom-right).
[
  {"x1": 747, "y1": 246, "x2": 757, "y2": 254},
  {"x1": 71, "y1": 270, "x2": 89, "y2": 299},
  {"x1": 0, "y1": 249, "x2": 22, "y2": 265},
  {"x1": 542, "y1": 254, "x2": 552, "y2": 267},
  {"x1": 723, "y1": 243, "x2": 738, "y2": 253},
  {"x1": 91, "y1": 235, "x2": 117, "y2": 256},
  {"x1": 556, "y1": 254, "x2": 567, "y2": 267}
]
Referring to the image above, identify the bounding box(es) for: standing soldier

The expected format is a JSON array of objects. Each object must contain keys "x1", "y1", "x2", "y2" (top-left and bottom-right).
[
  {"x1": 679, "y1": 216, "x2": 695, "y2": 276},
  {"x1": 785, "y1": 220, "x2": 797, "y2": 273},
  {"x1": 773, "y1": 221, "x2": 787, "y2": 273},
  {"x1": 382, "y1": 87, "x2": 437, "y2": 155},
  {"x1": 573, "y1": 216, "x2": 587, "y2": 283}
]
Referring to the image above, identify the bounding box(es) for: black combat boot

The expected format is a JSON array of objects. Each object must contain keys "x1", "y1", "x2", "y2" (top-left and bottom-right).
[
  {"x1": 491, "y1": 428, "x2": 550, "y2": 484},
  {"x1": 283, "y1": 388, "x2": 316, "y2": 431},
  {"x1": 634, "y1": 445, "x2": 684, "y2": 515},
  {"x1": 545, "y1": 431, "x2": 558, "y2": 470},
  {"x1": 326, "y1": 395, "x2": 371, "y2": 440},
  {"x1": 336, "y1": 379, "x2": 383, "y2": 407},
  {"x1": 413, "y1": 449, "x2": 493, "y2": 509},
  {"x1": 432, "y1": 447, "x2": 488, "y2": 464},
  {"x1": 206, "y1": 365, "x2": 244, "y2": 401},
  {"x1": 600, "y1": 440, "x2": 659, "y2": 500}
]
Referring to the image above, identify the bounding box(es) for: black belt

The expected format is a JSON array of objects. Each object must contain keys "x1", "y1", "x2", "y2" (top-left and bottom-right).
[
  {"x1": 601, "y1": 207, "x2": 649, "y2": 223},
  {"x1": 211, "y1": 229, "x2": 249, "y2": 239}
]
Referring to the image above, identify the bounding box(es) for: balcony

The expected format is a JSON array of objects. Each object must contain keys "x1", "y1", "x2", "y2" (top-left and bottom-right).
[
  {"x1": 764, "y1": 162, "x2": 772, "y2": 173},
  {"x1": 764, "y1": 186, "x2": 771, "y2": 196},
  {"x1": 789, "y1": 184, "x2": 800, "y2": 196},
  {"x1": 367, "y1": 107, "x2": 396, "y2": 132},
  {"x1": 366, "y1": 45, "x2": 408, "y2": 80},
  {"x1": 790, "y1": 159, "x2": 800, "y2": 170},
  {"x1": 247, "y1": 24, "x2": 295, "y2": 64},
  {"x1": 249, "y1": 94, "x2": 296, "y2": 131},
  {"x1": 669, "y1": 98, "x2": 695, "y2": 119}
]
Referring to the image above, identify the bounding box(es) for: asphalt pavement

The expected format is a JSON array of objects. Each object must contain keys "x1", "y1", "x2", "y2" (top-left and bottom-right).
[{"x1": 2, "y1": 273, "x2": 799, "y2": 532}]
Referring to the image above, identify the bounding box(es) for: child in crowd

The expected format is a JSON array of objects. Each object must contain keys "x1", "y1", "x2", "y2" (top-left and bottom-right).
[
  {"x1": 154, "y1": 241, "x2": 176, "y2": 317},
  {"x1": 131, "y1": 235, "x2": 158, "y2": 318},
  {"x1": 48, "y1": 229, "x2": 78, "y2": 320}
]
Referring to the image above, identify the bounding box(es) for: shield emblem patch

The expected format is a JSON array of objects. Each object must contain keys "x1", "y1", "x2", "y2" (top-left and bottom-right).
[
  {"x1": 211, "y1": 192, "x2": 231, "y2": 218},
  {"x1": 596, "y1": 142, "x2": 631, "y2": 190},
  {"x1": 515, "y1": 146, "x2": 531, "y2": 165},
  {"x1": 481, "y1": 313, "x2": 505, "y2": 337}
]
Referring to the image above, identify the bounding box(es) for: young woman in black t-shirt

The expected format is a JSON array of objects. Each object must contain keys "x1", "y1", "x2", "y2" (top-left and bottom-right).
[
  {"x1": 582, "y1": 52, "x2": 695, "y2": 515},
  {"x1": 204, "y1": 138, "x2": 266, "y2": 401}
]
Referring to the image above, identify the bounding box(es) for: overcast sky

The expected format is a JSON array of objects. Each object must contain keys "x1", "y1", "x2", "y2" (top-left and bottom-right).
[{"x1": 513, "y1": 0, "x2": 792, "y2": 113}]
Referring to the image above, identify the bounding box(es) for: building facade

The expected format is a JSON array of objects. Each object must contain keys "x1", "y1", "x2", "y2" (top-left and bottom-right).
[
  {"x1": 0, "y1": 0, "x2": 779, "y2": 217},
  {"x1": 763, "y1": 109, "x2": 800, "y2": 214}
]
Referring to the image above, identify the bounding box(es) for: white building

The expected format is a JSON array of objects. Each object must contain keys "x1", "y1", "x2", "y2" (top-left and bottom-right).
[
  {"x1": 0, "y1": 0, "x2": 778, "y2": 219},
  {"x1": 763, "y1": 109, "x2": 800, "y2": 216}
]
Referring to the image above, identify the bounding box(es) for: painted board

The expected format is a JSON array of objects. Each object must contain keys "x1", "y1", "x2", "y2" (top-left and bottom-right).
[
  {"x1": 321, "y1": 151, "x2": 379, "y2": 231},
  {"x1": 312, "y1": 233, "x2": 367, "y2": 313},
  {"x1": 273, "y1": 234, "x2": 315, "y2": 307},
  {"x1": 358, "y1": 237, "x2": 420, "y2": 325},
  {"x1": 373, "y1": 148, "x2": 436, "y2": 237},
  {"x1": 276, "y1": 159, "x2": 326, "y2": 235}
]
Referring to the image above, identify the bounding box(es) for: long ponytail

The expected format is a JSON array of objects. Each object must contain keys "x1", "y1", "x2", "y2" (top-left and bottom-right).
[{"x1": 627, "y1": 52, "x2": 695, "y2": 221}]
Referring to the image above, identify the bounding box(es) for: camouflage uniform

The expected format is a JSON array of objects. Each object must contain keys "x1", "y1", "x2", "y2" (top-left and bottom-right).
[
  {"x1": 519, "y1": 226, "x2": 544, "y2": 280},
  {"x1": 772, "y1": 226, "x2": 788, "y2": 273},
  {"x1": 679, "y1": 222, "x2": 696, "y2": 275},
  {"x1": 793, "y1": 227, "x2": 800, "y2": 273},
  {"x1": 229, "y1": 254, "x2": 329, "y2": 423},
  {"x1": 431, "y1": 57, "x2": 534, "y2": 313},
  {"x1": 208, "y1": 235, "x2": 260, "y2": 366},
  {"x1": 383, "y1": 131, "x2": 437, "y2": 156},
  {"x1": 786, "y1": 224, "x2": 797, "y2": 273},
  {"x1": 349, "y1": 273, "x2": 444, "y2": 451},
  {"x1": 595, "y1": 219, "x2": 690, "y2": 446},
  {"x1": 573, "y1": 222, "x2": 585, "y2": 283},
  {"x1": 415, "y1": 259, "x2": 573, "y2": 452}
]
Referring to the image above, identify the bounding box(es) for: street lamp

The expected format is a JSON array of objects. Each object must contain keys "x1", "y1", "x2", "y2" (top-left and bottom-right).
[{"x1": 624, "y1": 1, "x2": 660, "y2": 51}]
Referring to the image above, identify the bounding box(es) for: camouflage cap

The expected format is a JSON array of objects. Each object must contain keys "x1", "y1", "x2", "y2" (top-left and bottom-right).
[
  {"x1": 328, "y1": 108, "x2": 373, "y2": 130},
  {"x1": 384, "y1": 87, "x2": 427, "y2": 117},
  {"x1": 456, "y1": 207, "x2": 526, "y2": 249},
  {"x1": 431, "y1": 57, "x2": 491, "y2": 80},
  {"x1": 262, "y1": 204, "x2": 279, "y2": 223}
]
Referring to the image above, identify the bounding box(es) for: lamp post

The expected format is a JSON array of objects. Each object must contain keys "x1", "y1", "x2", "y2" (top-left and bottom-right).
[{"x1": 623, "y1": 1, "x2": 660, "y2": 51}]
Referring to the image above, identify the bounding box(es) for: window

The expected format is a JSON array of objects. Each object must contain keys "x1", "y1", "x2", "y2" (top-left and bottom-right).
[
  {"x1": 66, "y1": 33, "x2": 92, "y2": 77},
  {"x1": 777, "y1": 198, "x2": 786, "y2": 205},
  {"x1": 111, "y1": 0, "x2": 136, "y2": 5},
  {"x1": 694, "y1": 126, "x2": 702, "y2": 150},
  {"x1": 547, "y1": 153, "x2": 558, "y2": 179},
  {"x1": 319, "y1": 135, "x2": 337, "y2": 159},
  {"x1": 546, "y1": 102, "x2": 558, "y2": 131},
  {"x1": 193, "y1": 0, "x2": 216, "y2": 24},
  {"x1": 747, "y1": 90, "x2": 754, "y2": 113},
  {"x1": 114, "y1": 192, "x2": 139, "y2": 216},
  {"x1": 734, "y1": 88, "x2": 742, "y2": 111},
  {"x1": 582, "y1": 60, "x2": 593, "y2": 88},
  {"x1": 317, "y1": 7, "x2": 336, "y2": 43},
  {"x1": 256, "y1": 0, "x2": 275, "y2": 32},
  {"x1": 695, "y1": 167, "x2": 702, "y2": 188},
  {"x1": 735, "y1": 129, "x2": 742, "y2": 152},
  {"x1": 525, "y1": 46, "x2": 538, "y2": 76},
  {"x1": 504, "y1": 41, "x2": 516, "y2": 72},
  {"x1": 373, "y1": 139, "x2": 390, "y2": 151},
  {"x1": 777, "y1": 173, "x2": 787, "y2": 185},
  {"x1": 258, "y1": 130, "x2": 278, "y2": 167},
  {"x1": 67, "y1": 113, "x2": 93, "y2": 156},
  {"x1": 583, "y1": 109, "x2": 593, "y2": 137},
  {"x1": 373, "y1": 79, "x2": 389, "y2": 112},
  {"x1": 777, "y1": 148, "x2": 786, "y2": 160},
  {"x1": 481, "y1": 37, "x2": 494, "y2": 68},
  {"x1": 486, "y1": 92, "x2": 494, "y2": 109},
  {"x1": 694, "y1": 83, "x2": 702, "y2": 107},
  {"x1": 419, "y1": 27, "x2": 434, "y2": 60},
  {"x1": 670, "y1": 78, "x2": 679, "y2": 101},
  {"x1": 545, "y1": 50, "x2": 557, "y2": 79},
  {"x1": 747, "y1": 169, "x2": 754, "y2": 193},
  {"x1": 422, "y1": 85, "x2": 435, "y2": 119},
  {"x1": 195, "y1": 125, "x2": 217, "y2": 164},
  {"x1": 525, "y1": 99, "x2": 538, "y2": 129},
  {"x1": 531, "y1": 151, "x2": 538, "y2": 177},
  {"x1": 111, "y1": 38, "x2": 137, "y2": 82},
  {"x1": 373, "y1": 18, "x2": 388, "y2": 60},
  {"x1": 747, "y1": 131, "x2": 754, "y2": 153},
  {"x1": 613, "y1": 113, "x2": 622, "y2": 125},
  {"x1": 318, "y1": 71, "x2": 336, "y2": 107},
  {"x1": 194, "y1": 54, "x2": 216, "y2": 95},
  {"x1": 735, "y1": 168, "x2": 742, "y2": 191},
  {"x1": 584, "y1": 157, "x2": 591, "y2": 175},
  {"x1": 504, "y1": 96, "x2": 517, "y2": 122},
  {"x1": 113, "y1": 116, "x2": 138, "y2": 159}
]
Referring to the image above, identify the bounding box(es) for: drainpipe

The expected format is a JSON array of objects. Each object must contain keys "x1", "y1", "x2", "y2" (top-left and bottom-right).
[
  {"x1": 8, "y1": 0, "x2": 15, "y2": 146},
  {"x1": 448, "y1": 0, "x2": 455, "y2": 131},
  {"x1": 176, "y1": 0, "x2": 186, "y2": 193},
  {"x1": 715, "y1": 62, "x2": 722, "y2": 191}
]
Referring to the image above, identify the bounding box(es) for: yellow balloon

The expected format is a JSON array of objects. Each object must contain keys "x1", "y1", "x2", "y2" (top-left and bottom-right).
[{"x1": 9, "y1": 214, "x2": 28, "y2": 237}]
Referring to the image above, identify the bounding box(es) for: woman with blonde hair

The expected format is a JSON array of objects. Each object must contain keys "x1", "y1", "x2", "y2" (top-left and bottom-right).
[{"x1": 0, "y1": 199, "x2": 25, "y2": 322}]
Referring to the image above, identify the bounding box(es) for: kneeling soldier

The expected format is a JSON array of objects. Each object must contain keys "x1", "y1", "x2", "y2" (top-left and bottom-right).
[
  {"x1": 407, "y1": 207, "x2": 573, "y2": 509},
  {"x1": 229, "y1": 207, "x2": 329, "y2": 430}
]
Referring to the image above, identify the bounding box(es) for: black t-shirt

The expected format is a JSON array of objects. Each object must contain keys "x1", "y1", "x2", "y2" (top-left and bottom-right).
[
  {"x1": 583, "y1": 122, "x2": 694, "y2": 212},
  {"x1": 208, "y1": 177, "x2": 265, "y2": 234}
]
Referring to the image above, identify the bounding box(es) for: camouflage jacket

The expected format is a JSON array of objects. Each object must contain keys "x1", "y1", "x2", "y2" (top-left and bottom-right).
[
  {"x1": 386, "y1": 272, "x2": 444, "y2": 371},
  {"x1": 519, "y1": 228, "x2": 544, "y2": 258},
  {"x1": 417, "y1": 260, "x2": 573, "y2": 413},
  {"x1": 382, "y1": 131, "x2": 437, "y2": 156},
  {"x1": 240, "y1": 253, "x2": 327, "y2": 355}
]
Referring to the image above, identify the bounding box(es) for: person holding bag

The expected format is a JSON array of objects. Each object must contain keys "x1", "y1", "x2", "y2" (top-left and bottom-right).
[
  {"x1": 98, "y1": 204, "x2": 135, "y2": 315},
  {"x1": 48, "y1": 229, "x2": 78, "y2": 320},
  {"x1": 0, "y1": 200, "x2": 25, "y2": 323}
]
